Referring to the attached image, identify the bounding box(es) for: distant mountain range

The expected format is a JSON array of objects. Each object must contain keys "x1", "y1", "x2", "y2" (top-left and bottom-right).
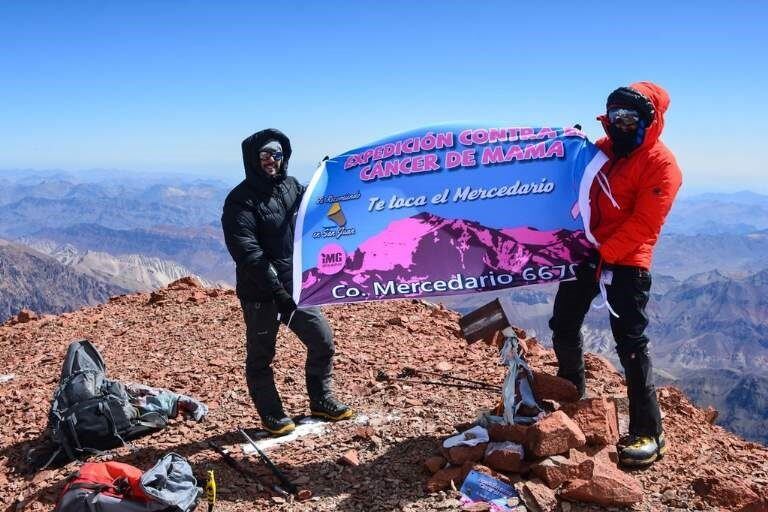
[
  {"x1": 653, "y1": 231, "x2": 768, "y2": 279},
  {"x1": 659, "y1": 369, "x2": 768, "y2": 445},
  {"x1": 664, "y1": 191, "x2": 768, "y2": 234},
  {"x1": 19, "y1": 239, "x2": 219, "y2": 291},
  {"x1": 650, "y1": 269, "x2": 768, "y2": 372},
  {"x1": 0, "y1": 239, "x2": 127, "y2": 321},
  {"x1": 27, "y1": 223, "x2": 234, "y2": 283},
  {"x1": 0, "y1": 190, "x2": 224, "y2": 237}
]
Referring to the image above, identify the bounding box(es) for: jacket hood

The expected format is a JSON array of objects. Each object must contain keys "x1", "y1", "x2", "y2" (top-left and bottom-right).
[
  {"x1": 598, "y1": 81, "x2": 670, "y2": 156},
  {"x1": 241, "y1": 128, "x2": 293, "y2": 189}
]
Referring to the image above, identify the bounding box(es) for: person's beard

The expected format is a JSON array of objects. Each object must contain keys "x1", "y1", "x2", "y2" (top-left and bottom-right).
[{"x1": 260, "y1": 161, "x2": 281, "y2": 178}]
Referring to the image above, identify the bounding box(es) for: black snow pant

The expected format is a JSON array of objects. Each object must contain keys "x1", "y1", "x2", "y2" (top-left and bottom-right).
[
  {"x1": 240, "y1": 300, "x2": 335, "y2": 418},
  {"x1": 548, "y1": 265, "x2": 663, "y2": 437}
]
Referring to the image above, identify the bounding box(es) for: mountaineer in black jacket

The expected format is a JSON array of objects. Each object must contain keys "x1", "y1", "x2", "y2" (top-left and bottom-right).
[{"x1": 222, "y1": 128, "x2": 352, "y2": 435}]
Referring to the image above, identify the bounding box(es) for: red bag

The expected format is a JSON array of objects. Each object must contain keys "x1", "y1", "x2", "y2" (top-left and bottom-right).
[{"x1": 54, "y1": 454, "x2": 200, "y2": 512}]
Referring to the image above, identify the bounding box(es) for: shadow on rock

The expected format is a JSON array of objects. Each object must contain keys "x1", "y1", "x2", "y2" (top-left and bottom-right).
[
  {"x1": 6, "y1": 428, "x2": 445, "y2": 511},
  {"x1": 276, "y1": 434, "x2": 444, "y2": 511}
]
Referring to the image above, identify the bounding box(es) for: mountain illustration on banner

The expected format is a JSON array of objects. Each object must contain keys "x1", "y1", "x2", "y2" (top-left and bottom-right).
[{"x1": 300, "y1": 212, "x2": 593, "y2": 305}]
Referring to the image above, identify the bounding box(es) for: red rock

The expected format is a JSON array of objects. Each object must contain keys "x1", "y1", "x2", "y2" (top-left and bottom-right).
[
  {"x1": 519, "y1": 337, "x2": 546, "y2": 357},
  {"x1": 483, "y1": 442, "x2": 524, "y2": 473},
  {"x1": 468, "y1": 463, "x2": 514, "y2": 485},
  {"x1": 525, "y1": 411, "x2": 586, "y2": 458},
  {"x1": 443, "y1": 443, "x2": 487, "y2": 465},
  {"x1": 16, "y1": 309, "x2": 38, "y2": 323},
  {"x1": 167, "y1": 276, "x2": 203, "y2": 289},
  {"x1": 517, "y1": 478, "x2": 558, "y2": 512},
  {"x1": 531, "y1": 371, "x2": 580, "y2": 403},
  {"x1": 425, "y1": 463, "x2": 471, "y2": 492},
  {"x1": 703, "y1": 406, "x2": 719, "y2": 424},
  {"x1": 692, "y1": 476, "x2": 765, "y2": 512},
  {"x1": 561, "y1": 398, "x2": 619, "y2": 446},
  {"x1": 463, "y1": 503, "x2": 491, "y2": 512},
  {"x1": 187, "y1": 290, "x2": 207, "y2": 303},
  {"x1": 488, "y1": 423, "x2": 528, "y2": 443},
  {"x1": 584, "y1": 353, "x2": 619, "y2": 374},
  {"x1": 386, "y1": 315, "x2": 406, "y2": 326},
  {"x1": 353, "y1": 425, "x2": 375, "y2": 440},
  {"x1": 424, "y1": 455, "x2": 447, "y2": 474},
  {"x1": 581, "y1": 444, "x2": 619, "y2": 465},
  {"x1": 31, "y1": 469, "x2": 54, "y2": 484},
  {"x1": 338, "y1": 449, "x2": 359, "y2": 466},
  {"x1": 148, "y1": 291, "x2": 167, "y2": 304},
  {"x1": 487, "y1": 331, "x2": 507, "y2": 348},
  {"x1": 531, "y1": 453, "x2": 594, "y2": 489},
  {"x1": 560, "y1": 461, "x2": 643, "y2": 507}
]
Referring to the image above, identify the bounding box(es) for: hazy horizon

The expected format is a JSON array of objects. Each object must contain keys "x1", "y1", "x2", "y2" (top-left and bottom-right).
[{"x1": 2, "y1": 165, "x2": 766, "y2": 198}]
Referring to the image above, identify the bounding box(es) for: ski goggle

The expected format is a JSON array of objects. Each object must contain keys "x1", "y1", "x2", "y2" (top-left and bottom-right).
[
  {"x1": 607, "y1": 108, "x2": 641, "y2": 127},
  {"x1": 259, "y1": 150, "x2": 283, "y2": 160}
]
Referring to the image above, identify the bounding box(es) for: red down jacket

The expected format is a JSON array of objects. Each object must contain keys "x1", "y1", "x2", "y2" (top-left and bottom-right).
[{"x1": 591, "y1": 81, "x2": 683, "y2": 269}]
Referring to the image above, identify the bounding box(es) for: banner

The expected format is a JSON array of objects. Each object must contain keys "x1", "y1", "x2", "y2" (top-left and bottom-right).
[{"x1": 293, "y1": 124, "x2": 607, "y2": 306}]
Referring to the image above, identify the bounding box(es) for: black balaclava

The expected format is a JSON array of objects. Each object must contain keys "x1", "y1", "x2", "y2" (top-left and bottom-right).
[{"x1": 606, "y1": 87, "x2": 655, "y2": 157}]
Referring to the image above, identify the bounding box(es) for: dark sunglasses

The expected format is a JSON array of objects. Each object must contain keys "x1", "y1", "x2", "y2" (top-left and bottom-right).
[
  {"x1": 259, "y1": 150, "x2": 283, "y2": 160},
  {"x1": 607, "y1": 108, "x2": 640, "y2": 126}
]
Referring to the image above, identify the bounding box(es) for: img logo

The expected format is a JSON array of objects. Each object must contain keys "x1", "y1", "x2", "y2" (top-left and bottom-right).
[{"x1": 317, "y1": 243, "x2": 346, "y2": 275}]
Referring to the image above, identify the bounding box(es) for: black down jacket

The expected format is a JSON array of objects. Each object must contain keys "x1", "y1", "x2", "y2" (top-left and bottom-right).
[{"x1": 221, "y1": 128, "x2": 305, "y2": 302}]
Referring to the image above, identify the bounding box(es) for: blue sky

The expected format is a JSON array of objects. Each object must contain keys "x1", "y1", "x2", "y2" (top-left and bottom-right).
[{"x1": 1, "y1": 1, "x2": 766, "y2": 193}]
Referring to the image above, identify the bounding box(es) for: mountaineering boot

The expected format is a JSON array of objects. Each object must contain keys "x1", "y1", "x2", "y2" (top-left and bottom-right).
[
  {"x1": 260, "y1": 411, "x2": 296, "y2": 436},
  {"x1": 310, "y1": 394, "x2": 354, "y2": 421},
  {"x1": 254, "y1": 389, "x2": 295, "y2": 435},
  {"x1": 307, "y1": 375, "x2": 354, "y2": 421},
  {"x1": 619, "y1": 432, "x2": 666, "y2": 466}
]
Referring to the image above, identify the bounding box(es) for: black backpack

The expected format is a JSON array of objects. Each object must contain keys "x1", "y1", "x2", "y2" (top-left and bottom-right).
[{"x1": 46, "y1": 340, "x2": 168, "y2": 464}]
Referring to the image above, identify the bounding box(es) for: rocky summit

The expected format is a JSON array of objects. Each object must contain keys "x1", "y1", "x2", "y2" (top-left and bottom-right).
[{"x1": 0, "y1": 281, "x2": 766, "y2": 511}]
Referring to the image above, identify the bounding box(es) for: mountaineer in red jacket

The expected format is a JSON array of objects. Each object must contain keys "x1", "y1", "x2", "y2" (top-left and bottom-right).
[{"x1": 549, "y1": 82, "x2": 682, "y2": 466}]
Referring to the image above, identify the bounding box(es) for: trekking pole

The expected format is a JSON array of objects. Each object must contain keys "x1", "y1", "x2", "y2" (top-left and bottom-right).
[
  {"x1": 399, "y1": 366, "x2": 500, "y2": 389},
  {"x1": 207, "y1": 441, "x2": 287, "y2": 498},
  {"x1": 377, "y1": 370, "x2": 500, "y2": 392},
  {"x1": 239, "y1": 428, "x2": 299, "y2": 496}
]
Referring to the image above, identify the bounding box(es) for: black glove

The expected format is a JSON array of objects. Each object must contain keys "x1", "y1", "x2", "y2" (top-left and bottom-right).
[
  {"x1": 273, "y1": 288, "x2": 297, "y2": 320},
  {"x1": 574, "y1": 251, "x2": 600, "y2": 282}
]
